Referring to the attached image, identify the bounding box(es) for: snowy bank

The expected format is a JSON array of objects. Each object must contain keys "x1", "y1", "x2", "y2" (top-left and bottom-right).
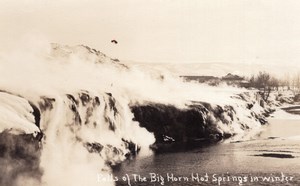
[{"x1": 0, "y1": 43, "x2": 273, "y2": 186}]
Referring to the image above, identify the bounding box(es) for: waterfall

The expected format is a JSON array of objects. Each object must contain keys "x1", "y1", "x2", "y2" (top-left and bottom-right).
[{"x1": 0, "y1": 43, "x2": 271, "y2": 186}]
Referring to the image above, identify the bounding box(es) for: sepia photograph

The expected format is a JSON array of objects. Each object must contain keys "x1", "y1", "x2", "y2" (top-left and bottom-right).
[{"x1": 0, "y1": 0, "x2": 300, "y2": 185}]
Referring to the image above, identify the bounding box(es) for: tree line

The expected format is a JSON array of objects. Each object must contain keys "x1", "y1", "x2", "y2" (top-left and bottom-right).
[{"x1": 248, "y1": 71, "x2": 300, "y2": 101}]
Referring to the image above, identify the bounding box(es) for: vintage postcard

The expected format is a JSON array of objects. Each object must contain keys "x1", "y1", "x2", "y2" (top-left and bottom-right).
[{"x1": 0, "y1": 1, "x2": 299, "y2": 186}]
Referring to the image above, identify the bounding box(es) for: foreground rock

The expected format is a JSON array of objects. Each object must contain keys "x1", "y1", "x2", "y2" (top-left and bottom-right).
[{"x1": 131, "y1": 91, "x2": 273, "y2": 146}]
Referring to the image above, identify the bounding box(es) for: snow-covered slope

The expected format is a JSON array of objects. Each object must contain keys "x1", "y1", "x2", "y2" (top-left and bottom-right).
[
  {"x1": 125, "y1": 61, "x2": 300, "y2": 78},
  {"x1": 0, "y1": 44, "x2": 271, "y2": 186},
  {"x1": 0, "y1": 91, "x2": 40, "y2": 135}
]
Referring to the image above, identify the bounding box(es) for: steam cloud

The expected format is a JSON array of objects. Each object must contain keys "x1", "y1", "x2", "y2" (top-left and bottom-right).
[{"x1": 0, "y1": 36, "x2": 263, "y2": 186}]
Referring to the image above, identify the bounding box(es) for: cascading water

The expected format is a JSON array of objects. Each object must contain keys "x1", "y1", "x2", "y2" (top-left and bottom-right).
[{"x1": 0, "y1": 43, "x2": 271, "y2": 186}]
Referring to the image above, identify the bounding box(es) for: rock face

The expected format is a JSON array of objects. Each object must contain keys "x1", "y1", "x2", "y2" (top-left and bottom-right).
[
  {"x1": 0, "y1": 132, "x2": 42, "y2": 186},
  {"x1": 0, "y1": 44, "x2": 155, "y2": 186},
  {"x1": 0, "y1": 90, "x2": 153, "y2": 186},
  {"x1": 294, "y1": 94, "x2": 300, "y2": 102},
  {"x1": 131, "y1": 103, "x2": 210, "y2": 143},
  {"x1": 131, "y1": 92, "x2": 271, "y2": 144},
  {"x1": 0, "y1": 43, "x2": 273, "y2": 186}
]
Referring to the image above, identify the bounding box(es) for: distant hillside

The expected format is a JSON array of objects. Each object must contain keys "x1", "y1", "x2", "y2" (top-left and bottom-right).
[{"x1": 124, "y1": 62, "x2": 300, "y2": 78}]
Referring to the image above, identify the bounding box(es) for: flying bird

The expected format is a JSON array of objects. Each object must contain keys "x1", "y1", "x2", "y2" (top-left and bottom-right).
[{"x1": 111, "y1": 40, "x2": 118, "y2": 44}]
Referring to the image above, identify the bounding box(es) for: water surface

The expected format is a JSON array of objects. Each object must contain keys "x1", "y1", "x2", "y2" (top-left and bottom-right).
[{"x1": 113, "y1": 107, "x2": 300, "y2": 185}]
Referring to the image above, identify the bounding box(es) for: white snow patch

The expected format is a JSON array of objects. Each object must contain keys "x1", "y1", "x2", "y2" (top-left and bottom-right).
[
  {"x1": 271, "y1": 108, "x2": 300, "y2": 120},
  {"x1": 0, "y1": 92, "x2": 39, "y2": 135}
]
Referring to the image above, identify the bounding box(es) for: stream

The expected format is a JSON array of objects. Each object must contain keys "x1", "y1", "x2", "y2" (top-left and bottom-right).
[{"x1": 113, "y1": 106, "x2": 300, "y2": 186}]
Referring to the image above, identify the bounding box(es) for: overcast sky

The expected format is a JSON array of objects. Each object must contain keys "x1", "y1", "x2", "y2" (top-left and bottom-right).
[{"x1": 0, "y1": 0, "x2": 300, "y2": 65}]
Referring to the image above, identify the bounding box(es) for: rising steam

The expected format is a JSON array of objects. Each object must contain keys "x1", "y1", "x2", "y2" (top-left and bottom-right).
[{"x1": 0, "y1": 37, "x2": 266, "y2": 186}]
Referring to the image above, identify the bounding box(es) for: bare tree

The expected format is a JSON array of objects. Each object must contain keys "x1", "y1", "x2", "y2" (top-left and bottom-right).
[
  {"x1": 249, "y1": 71, "x2": 279, "y2": 102},
  {"x1": 257, "y1": 72, "x2": 271, "y2": 101},
  {"x1": 269, "y1": 77, "x2": 279, "y2": 91},
  {"x1": 283, "y1": 73, "x2": 291, "y2": 90},
  {"x1": 292, "y1": 72, "x2": 300, "y2": 95}
]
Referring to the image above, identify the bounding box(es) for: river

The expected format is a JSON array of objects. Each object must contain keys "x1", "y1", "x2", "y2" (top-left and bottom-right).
[{"x1": 113, "y1": 106, "x2": 300, "y2": 186}]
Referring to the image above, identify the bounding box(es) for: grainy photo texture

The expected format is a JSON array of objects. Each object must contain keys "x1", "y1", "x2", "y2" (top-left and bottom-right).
[{"x1": 0, "y1": 1, "x2": 300, "y2": 186}]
